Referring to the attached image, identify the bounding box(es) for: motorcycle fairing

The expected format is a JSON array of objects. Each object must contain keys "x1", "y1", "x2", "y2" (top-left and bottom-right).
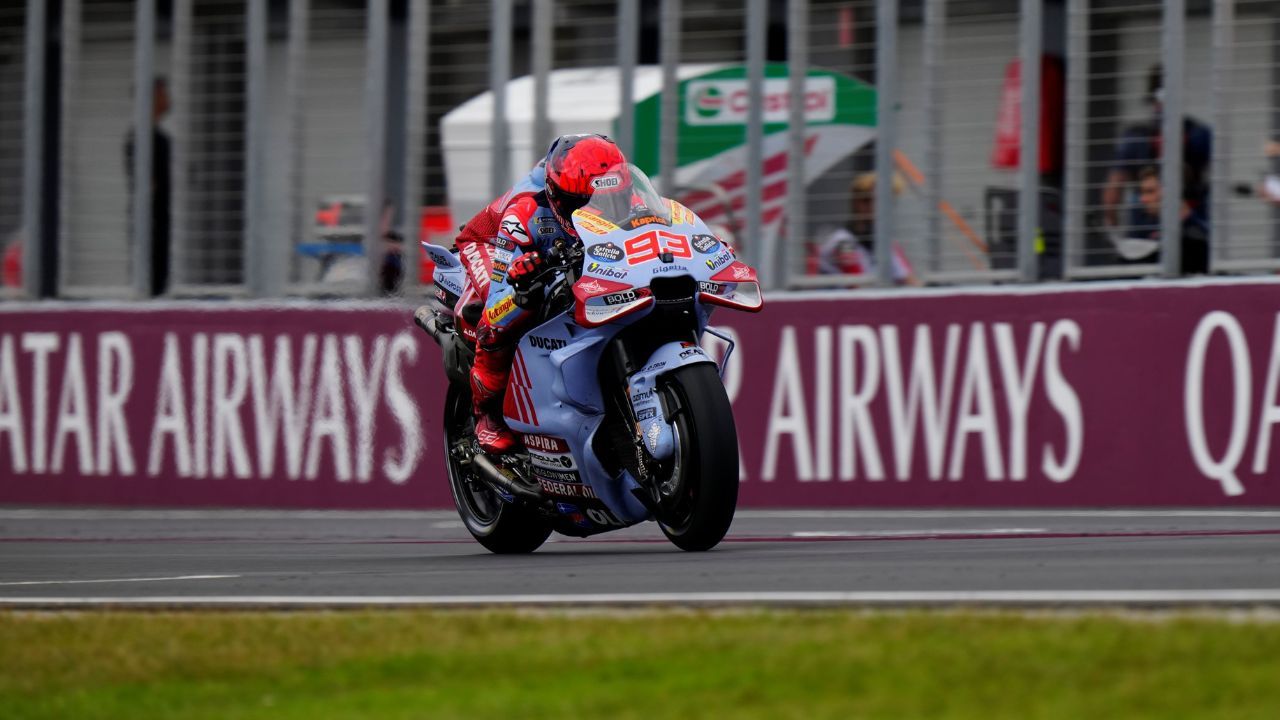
[
  {"x1": 504, "y1": 314, "x2": 651, "y2": 530},
  {"x1": 626, "y1": 340, "x2": 716, "y2": 462},
  {"x1": 423, "y1": 242, "x2": 465, "y2": 297}
]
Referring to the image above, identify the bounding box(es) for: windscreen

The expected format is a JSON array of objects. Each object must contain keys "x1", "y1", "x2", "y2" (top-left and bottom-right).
[{"x1": 576, "y1": 163, "x2": 672, "y2": 230}]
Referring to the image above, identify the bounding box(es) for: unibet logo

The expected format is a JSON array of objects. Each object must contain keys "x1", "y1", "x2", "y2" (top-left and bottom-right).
[{"x1": 693, "y1": 86, "x2": 724, "y2": 119}]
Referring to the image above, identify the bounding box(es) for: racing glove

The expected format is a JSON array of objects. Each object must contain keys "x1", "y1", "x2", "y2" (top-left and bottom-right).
[{"x1": 507, "y1": 251, "x2": 544, "y2": 292}]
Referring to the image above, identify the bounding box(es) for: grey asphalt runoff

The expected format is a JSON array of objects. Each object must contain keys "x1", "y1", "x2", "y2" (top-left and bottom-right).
[{"x1": 1, "y1": 508, "x2": 1279, "y2": 607}]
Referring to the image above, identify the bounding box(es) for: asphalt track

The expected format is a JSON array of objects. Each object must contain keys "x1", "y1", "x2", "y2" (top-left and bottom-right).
[{"x1": 2, "y1": 508, "x2": 1280, "y2": 608}]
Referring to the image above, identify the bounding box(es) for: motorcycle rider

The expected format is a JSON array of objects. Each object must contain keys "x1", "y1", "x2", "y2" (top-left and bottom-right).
[{"x1": 470, "y1": 133, "x2": 630, "y2": 454}]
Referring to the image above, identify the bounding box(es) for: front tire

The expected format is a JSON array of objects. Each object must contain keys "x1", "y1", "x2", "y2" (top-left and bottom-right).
[
  {"x1": 655, "y1": 364, "x2": 739, "y2": 551},
  {"x1": 443, "y1": 384, "x2": 551, "y2": 553}
]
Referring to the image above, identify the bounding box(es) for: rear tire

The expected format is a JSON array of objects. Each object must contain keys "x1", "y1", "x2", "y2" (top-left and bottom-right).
[
  {"x1": 443, "y1": 384, "x2": 551, "y2": 554},
  {"x1": 655, "y1": 364, "x2": 739, "y2": 551}
]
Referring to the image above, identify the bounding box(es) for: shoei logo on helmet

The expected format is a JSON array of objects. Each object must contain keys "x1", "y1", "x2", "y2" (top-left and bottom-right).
[{"x1": 591, "y1": 174, "x2": 622, "y2": 189}]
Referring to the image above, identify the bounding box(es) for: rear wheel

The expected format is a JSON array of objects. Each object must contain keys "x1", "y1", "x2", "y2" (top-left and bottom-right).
[
  {"x1": 654, "y1": 364, "x2": 739, "y2": 551},
  {"x1": 443, "y1": 384, "x2": 551, "y2": 553}
]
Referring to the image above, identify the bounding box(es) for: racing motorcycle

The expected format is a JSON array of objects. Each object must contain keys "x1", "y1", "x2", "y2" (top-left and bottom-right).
[{"x1": 414, "y1": 164, "x2": 763, "y2": 553}]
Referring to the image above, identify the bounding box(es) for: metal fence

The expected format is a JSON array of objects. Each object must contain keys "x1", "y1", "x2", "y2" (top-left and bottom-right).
[
  {"x1": 7, "y1": 0, "x2": 1280, "y2": 300},
  {"x1": 0, "y1": 3, "x2": 25, "y2": 300}
]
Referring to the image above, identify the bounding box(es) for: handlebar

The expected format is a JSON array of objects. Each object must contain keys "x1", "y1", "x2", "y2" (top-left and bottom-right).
[{"x1": 513, "y1": 243, "x2": 584, "y2": 308}]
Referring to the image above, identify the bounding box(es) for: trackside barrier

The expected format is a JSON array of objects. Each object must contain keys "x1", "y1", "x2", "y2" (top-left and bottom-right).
[{"x1": 3, "y1": 280, "x2": 1280, "y2": 508}]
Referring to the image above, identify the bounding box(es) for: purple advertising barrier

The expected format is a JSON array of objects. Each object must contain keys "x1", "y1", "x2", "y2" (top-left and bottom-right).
[
  {"x1": 1, "y1": 279, "x2": 1279, "y2": 509},
  {"x1": 0, "y1": 303, "x2": 449, "y2": 509}
]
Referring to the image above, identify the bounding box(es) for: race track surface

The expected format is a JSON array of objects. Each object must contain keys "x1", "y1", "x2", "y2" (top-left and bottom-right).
[{"x1": 2, "y1": 508, "x2": 1280, "y2": 607}]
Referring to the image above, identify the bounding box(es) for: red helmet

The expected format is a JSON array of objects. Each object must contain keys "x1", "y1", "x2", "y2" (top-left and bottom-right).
[{"x1": 544, "y1": 134, "x2": 628, "y2": 237}]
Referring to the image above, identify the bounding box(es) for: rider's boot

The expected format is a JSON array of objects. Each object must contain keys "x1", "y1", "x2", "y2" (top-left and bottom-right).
[{"x1": 470, "y1": 343, "x2": 518, "y2": 455}]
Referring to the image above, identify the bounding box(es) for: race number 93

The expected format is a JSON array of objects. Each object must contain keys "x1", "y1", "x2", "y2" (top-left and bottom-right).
[{"x1": 625, "y1": 230, "x2": 692, "y2": 265}]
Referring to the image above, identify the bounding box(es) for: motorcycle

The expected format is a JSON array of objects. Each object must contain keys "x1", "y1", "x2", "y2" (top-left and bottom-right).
[{"x1": 414, "y1": 163, "x2": 763, "y2": 553}]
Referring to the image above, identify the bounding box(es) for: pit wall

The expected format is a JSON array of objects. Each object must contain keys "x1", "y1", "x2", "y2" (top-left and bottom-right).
[{"x1": 2, "y1": 278, "x2": 1279, "y2": 508}]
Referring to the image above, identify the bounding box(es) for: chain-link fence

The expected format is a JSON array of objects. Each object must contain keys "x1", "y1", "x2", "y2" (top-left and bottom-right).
[{"x1": 9, "y1": 0, "x2": 1280, "y2": 299}]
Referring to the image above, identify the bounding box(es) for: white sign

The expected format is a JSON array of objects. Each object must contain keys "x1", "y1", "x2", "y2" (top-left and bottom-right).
[{"x1": 684, "y1": 76, "x2": 837, "y2": 126}]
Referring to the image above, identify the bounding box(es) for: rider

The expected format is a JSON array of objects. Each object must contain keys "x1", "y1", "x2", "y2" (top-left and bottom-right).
[{"x1": 470, "y1": 133, "x2": 630, "y2": 454}]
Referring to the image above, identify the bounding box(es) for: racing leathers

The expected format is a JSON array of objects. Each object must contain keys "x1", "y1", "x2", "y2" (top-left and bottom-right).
[{"x1": 469, "y1": 190, "x2": 575, "y2": 454}]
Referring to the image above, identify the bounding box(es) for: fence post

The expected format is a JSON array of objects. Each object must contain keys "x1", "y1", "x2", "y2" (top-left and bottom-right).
[
  {"x1": 1017, "y1": 0, "x2": 1042, "y2": 282},
  {"x1": 785, "y1": 0, "x2": 808, "y2": 287},
  {"x1": 363, "y1": 0, "x2": 389, "y2": 295},
  {"x1": 171, "y1": 0, "x2": 192, "y2": 290},
  {"x1": 21, "y1": 0, "x2": 47, "y2": 298},
  {"x1": 131, "y1": 0, "x2": 156, "y2": 297},
  {"x1": 922, "y1": 0, "x2": 943, "y2": 275},
  {"x1": 1160, "y1": 0, "x2": 1186, "y2": 277},
  {"x1": 489, "y1": 0, "x2": 511, "y2": 199},
  {"x1": 1063, "y1": 0, "x2": 1086, "y2": 276},
  {"x1": 400, "y1": 0, "x2": 429, "y2": 296},
  {"x1": 245, "y1": 0, "x2": 276, "y2": 296},
  {"x1": 532, "y1": 0, "x2": 552, "y2": 159},
  {"x1": 617, "y1": 0, "x2": 638, "y2": 159},
  {"x1": 745, "y1": 0, "x2": 767, "y2": 285},
  {"x1": 874, "y1": 0, "x2": 899, "y2": 287},
  {"x1": 659, "y1": 0, "x2": 681, "y2": 197},
  {"x1": 1210, "y1": 0, "x2": 1233, "y2": 270}
]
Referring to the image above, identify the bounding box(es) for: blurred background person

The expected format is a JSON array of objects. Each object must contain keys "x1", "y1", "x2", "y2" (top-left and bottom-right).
[
  {"x1": 1102, "y1": 64, "x2": 1212, "y2": 240},
  {"x1": 811, "y1": 171, "x2": 920, "y2": 286},
  {"x1": 1132, "y1": 164, "x2": 1209, "y2": 274},
  {"x1": 124, "y1": 76, "x2": 172, "y2": 297}
]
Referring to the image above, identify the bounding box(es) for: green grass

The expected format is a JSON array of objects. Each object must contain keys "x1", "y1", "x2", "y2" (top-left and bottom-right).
[{"x1": 2, "y1": 609, "x2": 1279, "y2": 719}]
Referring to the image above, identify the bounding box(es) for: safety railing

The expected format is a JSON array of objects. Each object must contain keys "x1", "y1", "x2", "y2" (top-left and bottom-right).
[{"x1": 9, "y1": 0, "x2": 1280, "y2": 300}]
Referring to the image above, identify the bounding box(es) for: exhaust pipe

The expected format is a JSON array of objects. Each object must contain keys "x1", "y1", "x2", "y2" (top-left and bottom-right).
[
  {"x1": 413, "y1": 306, "x2": 447, "y2": 345},
  {"x1": 472, "y1": 454, "x2": 543, "y2": 503}
]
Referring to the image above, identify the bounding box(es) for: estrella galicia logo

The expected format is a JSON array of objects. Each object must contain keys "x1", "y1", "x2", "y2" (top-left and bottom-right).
[
  {"x1": 588, "y1": 262, "x2": 628, "y2": 280},
  {"x1": 705, "y1": 251, "x2": 733, "y2": 271},
  {"x1": 588, "y1": 242, "x2": 624, "y2": 263},
  {"x1": 691, "y1": 234, "x2": 719, "y2": 254}
]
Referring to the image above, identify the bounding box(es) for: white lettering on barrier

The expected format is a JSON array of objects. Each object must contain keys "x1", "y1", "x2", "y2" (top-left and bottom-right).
[
  {"x1": 192, "y1": 333, "x2": 209, "y2": 477},
  {"x1": 212, "y1": 334, "x2": 252, "y2": 479},
  {"x1": 949, "y1": 323, "x2": 1003, "y2": 481},
  {"x1": 149, "y1": 333, "x2": 192, "y2": 476},
  {"x1": 994, "y1": 323, "x2": 1046, "y2": 481},
  {"x1": 0, "y1": 328, "x2": 426, "y2": 486},
  {"x1": 248, "y1": 334, "x2": 318, "y2": 480},
  {"x1": 839, "y1": 326, "x2": 884, "y2": 481},
  {"x1": 0, "y1": 336, "x2": 26, "y2": 472},
  {"x1": 23, "y1": 333, "x2": 57, "y2": 473},
  {"x1": 760, "y1": 319, "x2": 1083, "y2": 484},
  {"x1": 306, "y1": 335, "x2": 352, "y2": 481},
  {"x1": 880, "y1": 324, "x2": 960, "y2": 481},
  {"x1": 50, "y1": 334, "x2": 92, "y2": 475},
  {"x1": 382, "y1": 331, "x2": 423, "y2": 484},
  {"x1": 1042, "y1": 320, "x2": 1083, "y2": 482},
  {"x1": 97, "y1": 332, "x2": 135, "y2": 476},
  {"x1": 345, "y1": 336, "x2": 390, "y2": 483},
  {"x1": 813, "y1": 327, "x2": 833, "y2": 480},
  {"x1": 1184, "y1": 312, "x2": 1252, "y2": 497},
  {"x1": 1254, "y1": 314, "x2": 1280, "y2": 476}
]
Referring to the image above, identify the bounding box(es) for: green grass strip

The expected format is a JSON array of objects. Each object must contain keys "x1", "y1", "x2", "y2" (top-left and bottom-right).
[{"x1": 2, "y1": 609, "x2": 1279, "y2": 719}]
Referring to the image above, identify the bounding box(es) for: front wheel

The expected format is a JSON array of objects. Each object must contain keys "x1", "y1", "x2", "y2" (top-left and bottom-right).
[
  {"x1": 443, "y1": 384, "x2": 551, "y2": 553},
  {"x1": 654, "y1": 364, "x2": 739, "y2": 551}
]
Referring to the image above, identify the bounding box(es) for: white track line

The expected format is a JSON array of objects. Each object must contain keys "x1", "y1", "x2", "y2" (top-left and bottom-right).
[
  {"x1": 791, "y1": 528, "x2": 1048, "y2": 538},
  {"x1": 4, "y1": 509, "x2": 1280, "y2": 521},
  {"x1": 4, "y1": 590, "x2": 1280, "y2": 607},
  {"x1": 0, "y1": 575, "x2": 240, "y2": 587}
]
